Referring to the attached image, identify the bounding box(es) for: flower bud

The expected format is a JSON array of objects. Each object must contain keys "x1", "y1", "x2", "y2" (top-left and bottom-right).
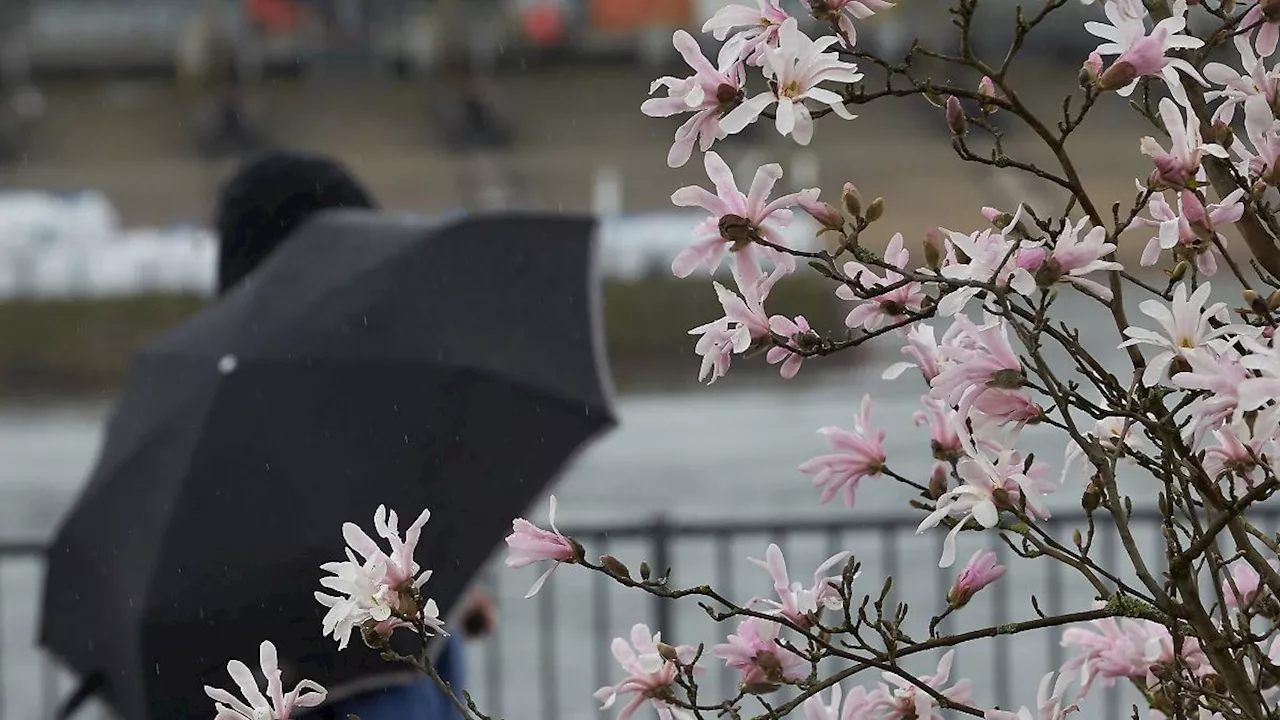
[
  {"x1": 1209, "y1": 119, "x2": 1235, "y2": 150},
  {"x1": 742, "y1": 680, "x2": 782, "y2": 695},
  {"x1": 865, "y1": 197, "x2": 885, "y2": 223},
  {"x1": 716, "y1": 82, "x2": 744, "y2": 111},
  {"x1": 842, "y1": 182, "x2": 863, "y2": 217},
  {"x1": 361, "y1": 619, "x2": 391, "y2": 650},
  {"x1": 991, "y1": 487, "x2": 1013, "y2": 509},
  {"x1": 1268, "y1": 290, "x2": 1280, "y2": 312},
  {"x1": 1097, "y1": 60, "x2": 1138, "y2": 92},
  {"x1": 1072, "y1": 528, "x2": 1083, "y2": 548},
  {"x1": 1167, "y1": 261, "x2": 1189, "y2": 282},
  {"x1": 1246, "y1": 289, "x2": 1270, "y2": 316},
  {"x1": 1082, "y1": 482, "x2": 1102, "y2": 513},
  {"x1": 923, "y1": 229, "x2": 944, "y2": 272},
  {"x1": 799, "y1": 193, "x2": 844, "y2": 232},
  {"x1": 1080, "y1": 52, "x2": 1103, "y2": 88},
  {"x1": 756, "y1": 651, "x2": 786, "y2": 682},
  {"x1": 657, "y1": 642, "x2": 680, "y2": 662},
  {"x1": 929, "y1": 463, "x2": 949, "y2": 499},
  {"x1": 947, "y1": 549, "x2": 1006, "y2": 609},
  {"x1": 978, "y1": 76, "x2": 999, "y2": 112},
  {"x1": 601, "y1": 555, "x2": 632, "y2": 580},
  {"x1": 639, "y1": 561, "x2": 652, "y2": 581},
  {"x1": 945, "y1": 96, "x2": 967, "y2": 136}
]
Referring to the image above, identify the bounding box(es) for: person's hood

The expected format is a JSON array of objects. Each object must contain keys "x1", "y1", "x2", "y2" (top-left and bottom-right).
[{"x1": 214, "y1": 149, "x2": 377, "y2": 295}]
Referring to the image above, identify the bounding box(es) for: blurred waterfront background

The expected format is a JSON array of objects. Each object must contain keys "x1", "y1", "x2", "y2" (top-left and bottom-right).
[{"x1": 0, "y1": 1, "x2": 1243, "y2": 720}]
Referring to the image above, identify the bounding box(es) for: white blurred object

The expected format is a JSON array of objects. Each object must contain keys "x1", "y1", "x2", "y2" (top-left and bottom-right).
[
  {"x1": 592, "y1": 166, "x2": 624, "y2": 218},
  {"x1": 0, "y1": 190, "x2": 815, "y2": 297},
  {"x1": 0, "y1": 190, "x2": 216, "y2": 299}
]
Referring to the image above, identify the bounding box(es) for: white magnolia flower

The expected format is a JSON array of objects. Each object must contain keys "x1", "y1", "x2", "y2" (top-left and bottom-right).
[
  {"x1": 314, "y1": 505, "x2": 445, "y2": 649},
  {"x1": 205, "y1": 641, "x2": 326, "y2": 720},
  {"x1": 720, "y1": 17, "x2": 862, "y2": 145}
]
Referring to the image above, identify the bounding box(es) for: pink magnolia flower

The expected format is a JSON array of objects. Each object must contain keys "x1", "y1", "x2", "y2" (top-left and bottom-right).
[
  {"x1": 984, "y1": 670, "x2": 1079, "y2": 720},
  {"x1": 715, "y1": 268, "x2": 778, "y2": 352},
  {"x1": 689, "y1": 319, "x2": 736, "y2": 384},
  {"x1": 316, "y1": 505, "x2": 444, "y2": 649},
  {"x1": 1139, "y1": 98, "x2": 1227, "y2": 190},
  {"x1": 1061, "y1": 618, "x2": 1207, "y2": 693},
  {"x1": 505, "y1": 495, "x2": 577, "y2": 598},
  {"x1": 947, "y1": 549, "x2": 1007, "y2": 608},
  {"x1": 720, "y1": 18, "x2": 862, "y2": 145},
  {"x1": 803, "y1": 684, "x2": 881, "y2": 720},
  {"x1": 798, "y1": 394, "x2": 887, "y2": 507},
  {"x1": 1175, "y1": 348, "x2": 1254, "y2": 448},
  {"x1": 704, "y1": 0, "x2": 791, "y2": 67},
  {"x1": 671, "y1": 150, "x2": 809, "y2": 282},
  {"x1": 749, "y1": 543, "x2": 854, "y2": 626},
  {"x1": 1137, "y1": 189, "x2": 1245, "y2": 275},
  {"x1": 872, "y1": 650, "x2": 972, "y2": 720},
  {"x1": 1204, "y1": 406, "x2": 1280, "y2": 487},
  {"x1": 915, "y1": 396, "x2": 964, "y2": 466},
  {"x1": 918, "y1": 449, "x2": 1053, "y2": 567},
  {"x1": 1236, "y1": 337, "x2": 1280, "y2": 414},
  {"x1": 768, "y1": 314, "x2": 814, "y2": 379},
  {"x1": 1120, "y1": 282, "x2": 1242, "y2": 387},
  {"x1": 1021, "y1": 218, "x2": 1121, "y2": 300},
  {"x1": 807, "y1": 0, "x2": 896, "y2": 48},
  {"x1": 969, "y1": 390, "x2": 1044, "y2": 433},
  {"x1": 1222, "y1": 560, "x2": 1270, "y2": 610},
  {"x1": 1085, "y1": 1, "x2": 1206, "y2": 103},
  {"x1": 713, "y1": 617, "x2": 808, "y2": 689},
  {"x1": 885, "y1": 322, "x2": 962, "y2": 384},
  {"x1": 1239, "y1": 93, "x2": 1280, "y2": 185},
  {"x1": 929, "y1": 314, "x2": 1030, "y2": 425},
  {"x1": 838, "y1": 233, "x2": 927, "y2": 332},
  {"x1": 596, "y1": 624, "x2": 701, "y2": 720},
  {"x1": 1205, "y1": 36, "x2": 1280, "y2": 125},
  {"x1": 688, "y1": 263, "x2": 789, "y2": 384},
  {"x1": 1062, "y1": 413, "x2": 1142, "y2": 483},
  {"x1": 642, "y1": 30, "x2": 747, "y2": 168},
  {"x1": 1242, "y1": 0, "x2": 1280, "y2": 58},
  {"x1": 205, "y1": 641, "x2": 326, "y2": 720},
  {"x1": 937, "y1": 208, "x2": 1037, "y2": 315}
]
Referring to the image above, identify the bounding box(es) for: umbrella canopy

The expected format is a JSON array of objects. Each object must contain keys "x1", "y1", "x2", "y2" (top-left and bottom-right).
[{"x1": 41, "y1": 211, "x2": 615, "y2": 720}]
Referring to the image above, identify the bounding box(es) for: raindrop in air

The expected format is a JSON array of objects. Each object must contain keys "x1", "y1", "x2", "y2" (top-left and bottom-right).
[{"x1": 218, "y1": 354, "x2": 239, "y2": 374}]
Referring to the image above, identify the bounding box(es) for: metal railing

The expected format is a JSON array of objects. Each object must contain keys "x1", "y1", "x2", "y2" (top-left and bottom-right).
[{"x1": 3, "y1": 510, "x2": 1275, "y2": 720}]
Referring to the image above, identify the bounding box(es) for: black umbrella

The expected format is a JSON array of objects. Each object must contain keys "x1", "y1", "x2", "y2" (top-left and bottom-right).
[{"x1": 41, "y1": 211, "x2": 616, "y2": 720}]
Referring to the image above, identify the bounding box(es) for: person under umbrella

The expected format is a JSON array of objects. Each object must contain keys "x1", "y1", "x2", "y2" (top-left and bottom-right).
[
  {"x1": 213, "y1": 149, "x2": 496, "y2": 720},
  {"x1": 42, "y1": 146, "x2": 614, "y2": 720}
]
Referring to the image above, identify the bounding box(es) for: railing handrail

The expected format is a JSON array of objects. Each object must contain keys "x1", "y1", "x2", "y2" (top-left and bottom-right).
[
  {"x1": 2, "y1": 505, "x2": 1277, "y2": 553},
  {"x1": 555, "y1": 506, "x2": 1247, "y2": 539}
]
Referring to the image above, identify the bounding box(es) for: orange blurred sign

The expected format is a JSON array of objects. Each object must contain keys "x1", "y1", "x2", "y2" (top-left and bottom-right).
[
  {"x1": 521, "y1": 1, "x2": 566, "y2": 46},
  {"x1": 590, "y1": 0, "x2": 690, "y2": 31},
  {"x1": 245, "y1": 0, "x2": 305, "y2": 34}
]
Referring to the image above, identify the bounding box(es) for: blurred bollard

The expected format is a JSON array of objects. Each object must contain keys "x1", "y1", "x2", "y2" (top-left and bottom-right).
[{"x1": 592, "y1": 166, "x2": 623, "y2": 218}]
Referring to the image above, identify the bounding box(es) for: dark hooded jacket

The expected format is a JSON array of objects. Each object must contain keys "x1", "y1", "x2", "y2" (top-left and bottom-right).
[{"x1": 214, "y1": 149, "x2": 376, "y2": 294}]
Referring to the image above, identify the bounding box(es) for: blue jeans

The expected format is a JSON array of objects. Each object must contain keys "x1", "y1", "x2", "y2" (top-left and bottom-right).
[{"x1": 321, "y1": 634, "x2": 466, "y2": 720}]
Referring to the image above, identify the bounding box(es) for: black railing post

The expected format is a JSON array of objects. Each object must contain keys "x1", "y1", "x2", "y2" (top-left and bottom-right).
[{"x1": 649, "y1": 515, "x2": 673, "y2": 638}]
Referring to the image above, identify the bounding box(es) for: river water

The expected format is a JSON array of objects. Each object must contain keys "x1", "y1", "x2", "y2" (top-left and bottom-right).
[{"x1": 0, "y1": 286, "x2": 1231, "y2": 720}]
